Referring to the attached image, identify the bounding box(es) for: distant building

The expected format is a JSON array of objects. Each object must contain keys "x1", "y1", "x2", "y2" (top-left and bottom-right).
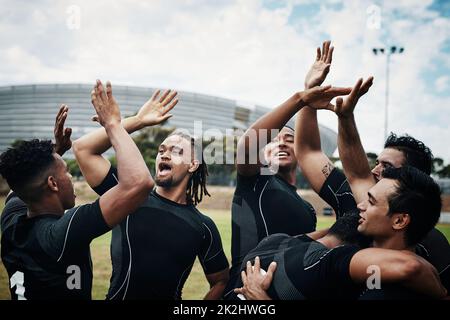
[{"x1": 0, "y1": 84, "x2": 338, "y2": 158}]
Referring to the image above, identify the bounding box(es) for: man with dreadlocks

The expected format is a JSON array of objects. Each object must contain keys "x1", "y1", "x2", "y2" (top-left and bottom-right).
[{"x1": 72, "y1": 87, "x2": 229, "y2": 300}]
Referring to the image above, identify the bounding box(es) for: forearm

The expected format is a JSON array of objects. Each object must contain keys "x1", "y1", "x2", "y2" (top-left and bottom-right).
[
  {"x1": 294, "y1": 107, "x2": 333, "y2": 193},
  {"x1": 105, "y1": 123, "x2": 152, "y2": 188},
  {"x1": 337, "y1": 115, "x2": 372, "y2": 180},
  {"x1": 203, "y1": 282, "x2": 227, "y2": 300},
  {"x1": 403, "y1": 263, "x2": 447, "y2": 299},
  {"x1": 75, "y1": 116, "x2": 143, "y2": 156},
  {"x1": 237, "y1": 92, "x2": 305, "y2": 172},
  {"x1": 295, "y1": 107, "x2": 321, "y2": 153}
]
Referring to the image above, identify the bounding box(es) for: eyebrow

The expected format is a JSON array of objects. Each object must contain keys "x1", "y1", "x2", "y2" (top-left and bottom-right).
[{"x1": 368, "y1": 191, "x2": 377, "y2": 204}]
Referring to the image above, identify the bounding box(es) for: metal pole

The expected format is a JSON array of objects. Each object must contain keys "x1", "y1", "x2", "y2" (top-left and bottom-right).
[{"x1": 384, "y1": 52, "x2": 391, "y2": 141}]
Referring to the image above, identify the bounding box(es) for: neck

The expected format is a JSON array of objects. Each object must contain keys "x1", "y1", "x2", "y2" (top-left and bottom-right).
[
  {"x1": 316, "y1": 234, "x2": 344, "y2": 249},
  {"x1": 372, "y1": 233, "x2": 412, "y2": 251},
  {"x1": 276, "y1": 167, "x2": 297, "y2": 186},
  {"x1": 155, "y1": 184, "x2": 188, "y2": 205},
  {"x1": 28, "y1": 196, "x2": 64, "y2": 218}
]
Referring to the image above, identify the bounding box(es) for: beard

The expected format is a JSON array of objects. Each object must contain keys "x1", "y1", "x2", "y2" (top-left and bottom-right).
[{"x1": 155, "y1": 175, "x2": 174, "y2": 188}]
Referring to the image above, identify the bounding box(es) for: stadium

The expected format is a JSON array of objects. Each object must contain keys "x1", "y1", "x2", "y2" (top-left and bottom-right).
[{"x1": 0, "y1": 84, "x2": 338, "y2": 158}]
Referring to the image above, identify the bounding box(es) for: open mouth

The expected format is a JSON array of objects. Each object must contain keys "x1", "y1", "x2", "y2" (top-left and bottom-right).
[
  {"x1": 158, "y1": 162, "x2": 173, "y2": 176},
  {"x1": 275, "y1": 151, "x2": 290, "y2": 158}
]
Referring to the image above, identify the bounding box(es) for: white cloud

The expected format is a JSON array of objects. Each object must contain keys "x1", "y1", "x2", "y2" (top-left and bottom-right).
[
  {"x1": 0, "y1": 0, "x2": 449, "y2": 161},
  {"x1": 436, "y1": 76, "x2": 449, "y2": 92}
]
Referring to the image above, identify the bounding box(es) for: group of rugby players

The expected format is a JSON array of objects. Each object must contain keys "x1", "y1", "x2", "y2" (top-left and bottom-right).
[{"x1": 0, "y1": 41, "x2": 449, "y2": 300}]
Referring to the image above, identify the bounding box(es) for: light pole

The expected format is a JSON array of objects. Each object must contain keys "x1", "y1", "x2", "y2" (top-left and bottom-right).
[{"x1": 372, "y1": 46, "x2": 404, "y2": 141}]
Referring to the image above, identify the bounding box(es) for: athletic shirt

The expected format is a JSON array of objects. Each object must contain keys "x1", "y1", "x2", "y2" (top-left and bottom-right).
[
  {"x1": 1, "y1": 193, "x2": 110, "y2": 299},
  {"x1": 229, "y1": 233, "x2": 363, "y2": 300},
  {"x1": 93, "y1": 166, "x2": 229, "y2": 300},
  {"x1": 224, "y1": 168, "x2": 356, "y2": 298},
  {"x1": 320, "y1": 168, "x2": 450, "y2": 292}
]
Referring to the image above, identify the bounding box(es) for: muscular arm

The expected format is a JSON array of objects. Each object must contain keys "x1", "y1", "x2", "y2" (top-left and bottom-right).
[
  {"x1": 237, "y1": 85, "x2": 352, "y2": 176},
  {"x1": 350, "y1": 248, "x2": 447, "y2": 299},
  {"x1": 334, "y1": 78, "x2": 375, "y2": 203},
  {"x1": 296, "y1": 41, "x2": 336, "y2": 193},
  {"x1": 203, "y1": 269, "x2": 229, "y2": 300},
  {"x1": 89, "y1": 80, "x2": 154, "y2": 227}
]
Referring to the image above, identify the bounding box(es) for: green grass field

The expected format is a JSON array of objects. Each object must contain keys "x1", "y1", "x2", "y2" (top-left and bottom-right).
[{"x1": 0, "y1": 197, "x2": 449, "y2": 300}]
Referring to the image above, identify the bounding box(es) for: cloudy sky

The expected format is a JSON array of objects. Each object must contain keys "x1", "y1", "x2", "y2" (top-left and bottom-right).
[{"x1": 1, "y1": 0, "x2": 449, "y2": 161}]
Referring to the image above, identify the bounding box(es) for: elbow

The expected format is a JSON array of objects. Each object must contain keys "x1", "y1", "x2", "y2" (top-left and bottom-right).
[
  {"x1": 135, "y1": 174, "x2": 154, "y2": 193},
  {"x1": 401, "y1": 259, "x2": 422, "y2": 281},
  {"x1": 71, "y1": 139, "x2": 84, "y2": 159}
]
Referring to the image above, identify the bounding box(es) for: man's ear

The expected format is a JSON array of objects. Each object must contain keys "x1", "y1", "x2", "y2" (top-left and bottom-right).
[
  {"x1": 188, "y1": 159, "x2": 200, "y2": 173},
  {"x1": 47, "y1": 175, "x2": 59, "y2": 192},
  {"x1": 392, "y1": 213, "x2": 410, "y2": 231}
]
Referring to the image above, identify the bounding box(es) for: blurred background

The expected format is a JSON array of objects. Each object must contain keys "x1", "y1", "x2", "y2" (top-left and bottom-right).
[{"x1": 0, "y1": 0, "x2": 449, "y2": 299}]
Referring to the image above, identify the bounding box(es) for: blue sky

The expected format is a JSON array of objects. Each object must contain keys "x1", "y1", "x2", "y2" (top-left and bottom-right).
[{"x1": 0, "y1": 0, "x2": 449, "y2": 161}]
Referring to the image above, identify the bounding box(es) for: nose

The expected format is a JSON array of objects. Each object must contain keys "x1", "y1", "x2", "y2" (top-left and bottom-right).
[
  {"x1": 371, "y1": 164, "x2": 382, "y2": 179},
  {"x1": 357, "y1": 200, "x2": 366, "y2": 212}
]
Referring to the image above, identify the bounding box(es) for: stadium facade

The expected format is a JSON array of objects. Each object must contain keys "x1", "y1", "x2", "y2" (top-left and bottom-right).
[{"x1": 0, "y1": 84, "x2": 338, "y2": 158}]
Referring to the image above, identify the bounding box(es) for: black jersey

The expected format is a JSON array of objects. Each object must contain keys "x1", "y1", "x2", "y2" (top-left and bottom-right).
[
  {"x1": 228, "y1": 233, "x2": 362, "y2": 300},
  {"x1": 321, "y1": 168, "x2": 450, "y2": 291},
  {"x1": 230, "y1": 173, "x2": 317, "y2": 271},
  {"x1": 1, "y1": 193, "x2": 110, "y2": 300},
  {"x1": 358, "y1": 285, "x2": 431, "y2": 300},
  {"x1": 93, "y1": 166, "x2": 229, "y2": 300},
  {"x1": 225, "y1": 168, "x2": 354, "y2": 298}
]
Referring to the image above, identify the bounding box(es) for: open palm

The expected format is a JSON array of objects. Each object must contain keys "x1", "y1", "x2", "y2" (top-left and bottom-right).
[
  {"x1": 136, "y1": 89, "x2": 179, "y2": 127},
  {"x1": 304, "y1": 41, "x2": 334, "y2": 89}
]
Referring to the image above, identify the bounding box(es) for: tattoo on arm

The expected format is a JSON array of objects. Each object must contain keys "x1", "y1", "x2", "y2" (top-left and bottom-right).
[{"x1": 321, "y1": 161, "x2": 335, "y2": 178}]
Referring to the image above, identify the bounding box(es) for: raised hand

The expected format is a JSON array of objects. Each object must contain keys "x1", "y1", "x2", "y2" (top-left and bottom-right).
[
  {"x1": 333, "y1": 77, "x2": 374, "y2": 118},
  {"x1": 305, "y1": 40, "x2": 334, "y2": 89},
  {"x1": 90, "y1": 80, "x2": 121, "y2": 128},
  {"x1": 234, "y1": 257, "x2": 277, "y2": 300},
  {"x1": 135, "y1": 89, "x2": 178, "y2": 127},
  {"x1": 302, "y1": 85, "x2": 352, "y2": 111},
  {"x1": 54, "y1": 104, "x2": 72, "y2": 156}
]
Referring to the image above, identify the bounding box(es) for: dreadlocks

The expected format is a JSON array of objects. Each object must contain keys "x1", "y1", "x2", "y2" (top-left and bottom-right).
[{"x1": 169, "y1": 131, "x2": 210, "y2": 205}]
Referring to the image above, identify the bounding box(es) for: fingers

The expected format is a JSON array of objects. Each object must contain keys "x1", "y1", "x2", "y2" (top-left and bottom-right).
[
  {"x1": 254, "y1": 256, "x2": 261, "y2": 274},
  {"x1": 163, "y1": 98, "x2": 179, "y2": 115},
  {"x1": 347, "y1": 78, "x2": 363, "y2": 102},
  {"x1": 335, "y1": 97, "x2": 343, "y2": 113},
  {"x1": 241, "y1": 270, "x2": 248, "y2": 287},
  {"x1": 55, "y1": 104, "x2": 66, "y2": 124},
  {"x1": 322, "y1": 41, "x2": 327, "y2": 60},
  {"x1": 96, "y1": 79, "x2": 108, "y2": 104},
  {"x1": 150, "y1": 89, "x2": 161, "y2": 102},
  {"x1": 91, "y1": 89, "x2": 97, "y2": 105},
  {"x1": 106, "y1": 81, "x2": 113, "y2": 100},
  {"x1": 316, "y1": 47, "x2": 321, "y2": 61},
  {"x1": 55, "y1": 104, "x2": 69, "y2": 136},
  {"x1": 161, "y1": 90, "x2": 178, "y2": 106},
  {"x1": 159, "y1": 114, "x2": 173, "y2": 123},
  {"x1": 234, "y1": 287, "x2": 244, "y2": 294},
  {"x1": 262, "y1": 261, "x2": 277, "y2": 289},
  {"x1": 322, "y1": 41, "x2": 330, "y2": 62},
  {"x1": 64, "y1": 127, "x2": 72, "y2": 140},
  {"x1": 159, "y1": 89, "x2": 171, "y2": 103},
  {"x1": 327, "y1": 46, "x2": 334, "y2": 64},
  {"x1": 246, "y1": 260, "x2": 252, "y2": 277},
  {"x1": 359, "y1": 76, "x2": 374, "y2": 97},
  {"x1": 326, "y1": 86, "x2": 352, "y2": 96}
]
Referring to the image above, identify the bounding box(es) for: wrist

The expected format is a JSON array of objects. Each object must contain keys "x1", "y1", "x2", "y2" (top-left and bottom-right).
[
  {"x1": 128, "y1": 115, "x2": 145, "y2": 131},
  {"x1": 337, "y1": 112, "x2": 355, "y2": 121},
  {"x1": 296, "y1": 91, "x2": 307, "y2": 108},
  {"x1": 103, "y1": 120, "x2": 122, "y2": 131}
]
